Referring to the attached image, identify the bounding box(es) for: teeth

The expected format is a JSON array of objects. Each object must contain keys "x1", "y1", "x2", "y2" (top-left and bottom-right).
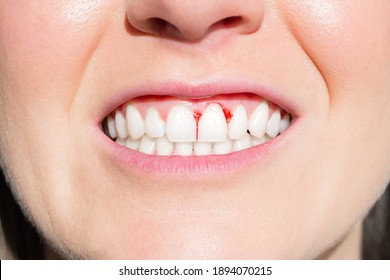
[
  {"x1": 126, "y1": 105, "x2": 145, "y2": 140},
  {"x1": 233, "y1": 133, "x2": 251, "y2": 152},
  {"x1": 107, "y1": 100, "x2": 291, "y2": 156},
  {"x1": 194, "y1": 142, "x2": 213, "y2": 156},
  {"x1": 138, "y1": 135, "x2": 155, "y2": 155},
  {"x1": 145, "y1": 107, "x2": 165, "y2": 138},
  {"x1": 156, "y1": 136, "x2": 174, "y2": 156},
  {"x1": 228, "y1": 104, "x2": 248, "y2": 140},
  {"x1": 279, "y1": 113, "x2": 291, "y2": 133},
  {"x1": 251, "y1": 136, "x2": 266, "y2": 146},
  {"x1": 115, "y1": 111, "x2": 128, "y2": 139},
  {"x1": 266, "y1": 109, "x2": 281, "y2": 138},
  {"x1": 125, "y1": 137, "x2": 139, "y2": 150},
  {"x1": 198, "y1": 103, "x2": 227, "y2": 142},
  {"x1": 248, "y1": 101, "x2": 269, "y2": 138},
  {"x1": 116, "y1": 137, "x2": 126, "y2": 146},
  {"x1": 107, "y1": 115, "x2": 118, "y2": 139},
  {"x1": 213, "y1": 138, "x2": 233, "y2": 155},
  {"x1": 175, "y1": 142, "x2": 193, "y2": 156},
  {"x1": 166, "y1": 105, "x2": 197, "y2": 142}
]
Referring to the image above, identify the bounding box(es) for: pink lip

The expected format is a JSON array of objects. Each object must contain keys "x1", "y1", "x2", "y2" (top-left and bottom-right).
[{"x1": 93, "y1": 79, "x2": 301, "y2": 175}]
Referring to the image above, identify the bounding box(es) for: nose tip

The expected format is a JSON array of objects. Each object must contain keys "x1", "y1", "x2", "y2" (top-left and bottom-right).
[{"x1": 126, "y1": 0, "x2": 264, "y2": 42}]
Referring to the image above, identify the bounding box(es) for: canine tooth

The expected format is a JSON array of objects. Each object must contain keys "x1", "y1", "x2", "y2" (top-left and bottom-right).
[
  {"x1": 248, "y1": 101, "x2": 269, "y2": 138},
  {"x1": 279, "y1": 113, "x2": 291, "y2": 133},
  {"x1": 115, "y1": 111, "x2": 128, "y2": 139},
  {"x1": 115, "y1": 137, "x2": 126, "y2": 146},
  {"x1": 139, "y1": 135, "x2": 155, "y2": 155},
  {"x1": 107, "y1": 115, "x2": 117, "y2": 139},
  {"x1": 126, "y1": 105, "x2": 145, "y2": 140},
  {"x1": 145, "y1": 107, "x2": 165, "y2": 138},
  {"x1": 213, "y1": 138, "x2": 233, "y2": 154},
  {"x1": 266, "y1": 109, "x2": 281, "y2": 137},
  {"x1": 156, "y1": 136, "x2": 174, "y2": 156},
  {"x1": 125, "y1": 137, "x2": 139, "y2": 150},
  {"x1": 198, "y1": 103, "x2": 227, "y2": 142},
  {"x1": 175, "y1": 142, "x2": 193, "y2": 156},
  {"x1": 166, "y1": 105, "x2": 196, "y2": 142},
  {"x1": 228, "y1": 104, "x2": 248, "y2": 140},
  {"x1": 194, "y1": 142, "x2": 212, "y2": 156},
  {"x1": 251, "y1": 136, "x2": 266, "y2": 146},
  {"x1": 233, "y1": 134, "x2": 251, "y2": 151}
]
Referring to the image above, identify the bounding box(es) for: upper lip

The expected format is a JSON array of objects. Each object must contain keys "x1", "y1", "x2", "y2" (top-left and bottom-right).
[{"x1": 96, "y1": 77, "x2": 300, "y2": 125}]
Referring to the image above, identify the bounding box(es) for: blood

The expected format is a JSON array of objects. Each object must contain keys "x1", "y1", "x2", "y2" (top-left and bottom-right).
[{"x1": 192, "y1": 103, "x2": 233, "y2": 141}]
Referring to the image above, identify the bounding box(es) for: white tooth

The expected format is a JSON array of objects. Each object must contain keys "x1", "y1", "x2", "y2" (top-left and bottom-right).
[
  {"x1": 126, "y1": 105, "x2": 145, "y2": 140},
  {"x1": 233, "y1": 134, "x2": 251, "y2": 151},
  {"x1": 115, "y1": 111, "x2": 128, "y2": 139},
  {"x1": 107, "y1": 115, "x2": 118, "y2": 139},
  {"x1": 166, "y1": 105, "x2": 196, "y2": 142},
  {"x1": 138, "y1": 135, "x2": 155, "y2": 155},
  {"x1": 251, "y1": 136, "x2": 266, "y2": 146},
  {"x1": 156, "y1": 136, "x2": 174, "y2": 156},
  {"x1": 248, "y1": 101, "x2": 269, "y2": 138},
  {"x1": 145, "y1": 107, "x2": 165, "y2": 138},
  {"x1": 125, "y1": 137, "x2": 139, "y2": 150},
  {"x1": 115, "y1": 137, "x2": 126, "y2": 146},
  {"x1": 213, "y1": 138, "x2": 233, "y2": 155},
  {"x1": 194, "y1": 142, "x2": 212, "y2": 156},
  {"x1": 228, "y1": 104, "x2": 248, "y2": 140},
  {"x1": 198, "y1": 103, "x2": 227, "y2": 142},
  {"x1": 175, "y1": 143, "x2": 193, "y2": 156},
  {"x1": 279, "y1": 113, "x2": 291, "y2": 133},
  {"x1": 266, "y1": 109, "x2": 281, "y2": 138}
]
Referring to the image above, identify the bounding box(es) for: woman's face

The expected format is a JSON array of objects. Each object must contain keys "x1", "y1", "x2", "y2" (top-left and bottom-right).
[{"x1": 0, "y1": 0, "x2": 389, "y2": 259}]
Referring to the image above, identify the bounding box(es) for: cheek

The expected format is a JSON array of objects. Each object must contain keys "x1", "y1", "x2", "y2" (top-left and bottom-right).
[{"x1": 0, "y1": 0, "x2": 112, "y2": 237}]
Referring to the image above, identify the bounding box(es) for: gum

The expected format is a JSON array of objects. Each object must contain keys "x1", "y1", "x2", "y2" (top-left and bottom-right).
[{"x1": 112, "y1": 93, "x2": 285, "y2": 122}]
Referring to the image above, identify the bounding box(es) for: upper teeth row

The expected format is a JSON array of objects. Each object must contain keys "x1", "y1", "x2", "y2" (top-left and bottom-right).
[{"x1": 105, "y1": 101, "x2": 291, "y2": 156}]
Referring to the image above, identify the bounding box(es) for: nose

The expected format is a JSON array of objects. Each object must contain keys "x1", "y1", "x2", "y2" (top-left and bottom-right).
[{"x1": 126, "y1": 0, "x2": 264, "y2": 42}]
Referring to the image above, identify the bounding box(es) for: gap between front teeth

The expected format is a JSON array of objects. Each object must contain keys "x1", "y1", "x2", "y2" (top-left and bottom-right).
[{"x1": 105, "y1": 101, "x2": 291, "y2": 156}]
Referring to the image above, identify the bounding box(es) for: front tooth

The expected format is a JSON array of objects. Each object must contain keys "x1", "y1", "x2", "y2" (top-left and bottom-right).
[
  {"x1": 198, "y1": 103, "x2": 227, "y2": 142},
  {"x1": 213, "y1": 138, "x2": 233, "y2": 154},
  {"x1": 138, "y1": 135, "x2": 155, "y2": 155},
  {"x1": 166, "y1": 105, "x2": 196, "y2": 142},
  {"x1": 115, "y1": 111, "x2": 128, "y2": 139},
  {"x1": 125, "y1": 137, "x2": 139, "y2": 150},
  {"x1": 107, "y1": 115, "x2": 118, "y2": 139},
  {"x1": 266, "y1": 109, "x2": 281, "y2": 137},
  {"x1": 156, "y1": 136, "x2": 174, "y2": 156},
  {"x1": 248, "y1": 101, "x2": 269, "y2": 138},
  {"x1": 279, "y1": 113, "x2": 291, "y2": 133},
  {"x1": 175, "y1": 142, "x2": 193, "y2": 156},
  {"x1": 233, "y1": 134, "x2": 251, "y2": 151},
  {"x1": 194, "y1": 142, "x2": 212, "y2": 156},
  {"x1": 126, "y1": 105, "x2": 145, "y2": 140},
  {"x1": 228, "y1": 104, "x2": 248, "y2": 140},
  {"x1": 145, "y1": 107, "x2": 165, "y2": 138}
]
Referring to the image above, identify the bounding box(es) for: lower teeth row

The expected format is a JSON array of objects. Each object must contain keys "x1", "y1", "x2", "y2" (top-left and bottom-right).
[
  {"x1": 114, "y1": 132, "x2": 275, "y2": 156},
  {"x1": 104, "y1": 102, "x2": 291, "y2": 156}
]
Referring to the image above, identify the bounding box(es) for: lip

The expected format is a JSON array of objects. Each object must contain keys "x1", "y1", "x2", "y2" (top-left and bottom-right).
[{"x1": 93, "y1": 78, "x2": 301, "y2": 175}]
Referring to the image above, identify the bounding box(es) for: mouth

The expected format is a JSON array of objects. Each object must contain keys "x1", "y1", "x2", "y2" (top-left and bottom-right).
[
  {"x1": 96, "y1": 81, "x2": 299, "y2": 174},
  {"x1": 102, "y1": 93, "x2": 291, "y2": 156}
]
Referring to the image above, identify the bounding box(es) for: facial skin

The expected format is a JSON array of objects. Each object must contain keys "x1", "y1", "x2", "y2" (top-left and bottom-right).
[{"x1": 0, "y1": 0, "x2": 389, "y2": 259}]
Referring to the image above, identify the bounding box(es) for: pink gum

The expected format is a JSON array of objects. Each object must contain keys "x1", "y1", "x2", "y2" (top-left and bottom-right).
[{"x1": 114, "y1": 93, "x2": 285, "y2": 122}]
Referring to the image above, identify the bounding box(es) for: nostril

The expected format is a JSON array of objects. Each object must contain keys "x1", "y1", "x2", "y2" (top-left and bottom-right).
[
  {"x1": 147, "y1": 17, "x2": 180, "y2": 36},
  {"x1": 220, "y1": 16, "x2": 244, "y2": 28}
]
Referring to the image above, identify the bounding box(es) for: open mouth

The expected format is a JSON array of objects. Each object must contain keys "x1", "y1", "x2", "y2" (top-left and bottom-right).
[{"x1": 102, "y1": 92, "x2": 291, "y2": 156}]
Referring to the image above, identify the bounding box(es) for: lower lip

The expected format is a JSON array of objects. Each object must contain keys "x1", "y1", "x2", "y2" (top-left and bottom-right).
[{"x1": 94, "y1": 119, "x2": 299, "y2": 176}]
